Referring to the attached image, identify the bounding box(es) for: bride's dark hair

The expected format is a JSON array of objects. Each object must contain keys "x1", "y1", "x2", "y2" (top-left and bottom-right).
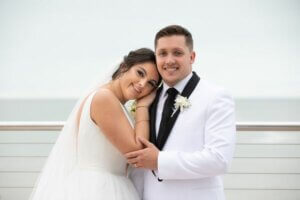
[{"x1": 112, "y1": 48, "x2": 158, "y2": 80}]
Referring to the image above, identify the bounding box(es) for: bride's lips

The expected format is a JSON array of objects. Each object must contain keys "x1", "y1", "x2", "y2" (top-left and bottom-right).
[{"x1": 132, "y1": 84, "x2": 142, "y2": 94}]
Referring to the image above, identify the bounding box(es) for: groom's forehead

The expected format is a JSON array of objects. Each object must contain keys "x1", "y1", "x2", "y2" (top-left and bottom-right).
[{"x1": 155, "y1": 35, "x2": 188, "y2": 50}]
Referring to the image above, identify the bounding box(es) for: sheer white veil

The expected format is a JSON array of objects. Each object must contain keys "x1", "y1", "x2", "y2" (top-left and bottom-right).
[{"x1": 29, "y1": 60, "x2": 122, "y2": 200}]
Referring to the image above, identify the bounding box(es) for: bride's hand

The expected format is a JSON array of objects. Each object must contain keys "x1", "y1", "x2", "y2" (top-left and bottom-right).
[{"x1": 136, "y1": 90, "x2": 157, "y2": 108}]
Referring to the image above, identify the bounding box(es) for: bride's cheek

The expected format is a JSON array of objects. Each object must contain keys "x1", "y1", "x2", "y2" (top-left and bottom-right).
[{"x1": 143, "y1": 89, "x2": 150, "y2": 96}]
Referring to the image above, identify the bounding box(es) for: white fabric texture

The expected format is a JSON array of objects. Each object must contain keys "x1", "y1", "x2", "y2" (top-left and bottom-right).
[{"x1": 29, "y1": 91, "x2": 139, "y2": 200}]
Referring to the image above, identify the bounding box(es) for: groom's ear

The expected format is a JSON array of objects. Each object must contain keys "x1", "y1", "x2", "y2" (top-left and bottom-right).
[{"x1": 190, "y1": 51, "x2": 196, "y2": 64}]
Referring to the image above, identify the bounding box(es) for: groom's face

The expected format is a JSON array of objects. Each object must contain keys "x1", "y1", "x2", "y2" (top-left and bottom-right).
[{"x1": 155, "y1": 35, "x2": 195, "y2": 87}]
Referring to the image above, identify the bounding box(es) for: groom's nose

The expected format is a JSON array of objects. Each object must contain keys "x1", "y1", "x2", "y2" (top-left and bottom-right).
[{"x1": 165, "y1": 55, "x2": 175, "y2": 65}]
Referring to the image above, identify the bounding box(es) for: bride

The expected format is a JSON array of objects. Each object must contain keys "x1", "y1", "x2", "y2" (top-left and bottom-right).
[{"x1": 29, "y1": 48, "x2": 160, "y2": 200}]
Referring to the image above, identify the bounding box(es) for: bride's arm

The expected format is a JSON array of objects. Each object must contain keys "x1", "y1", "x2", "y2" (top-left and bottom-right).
[{"x1": 90, "y1": 89, "x2": 152, "y2": 154}]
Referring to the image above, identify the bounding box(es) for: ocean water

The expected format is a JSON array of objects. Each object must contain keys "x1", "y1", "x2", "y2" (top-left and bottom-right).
[{"x1": 0, "y1": 98, "x2": 299, "y2": 122}]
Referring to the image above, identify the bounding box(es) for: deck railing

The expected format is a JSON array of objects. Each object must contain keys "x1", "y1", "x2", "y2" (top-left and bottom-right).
[{"x1": 0, "y1": 121, "x2": 300, "y2": 131}]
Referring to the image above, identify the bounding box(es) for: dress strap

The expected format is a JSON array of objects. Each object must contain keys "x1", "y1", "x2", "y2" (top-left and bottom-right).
[
  {"x1": 121, "y1": 103, "x2": 134, "y2": 128},
  {"x1": 78, "y1": 91, "x2": 98, "y2": 129}
]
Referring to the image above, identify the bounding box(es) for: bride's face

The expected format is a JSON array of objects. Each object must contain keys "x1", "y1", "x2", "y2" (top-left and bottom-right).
[{"x1": 119, "y1": 62, "x2": 159, "y2": 100}]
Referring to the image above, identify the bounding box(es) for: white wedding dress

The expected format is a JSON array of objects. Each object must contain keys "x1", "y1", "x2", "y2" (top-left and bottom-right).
[{"x1": 30, "y1": 91, "x2": 140, "y2": 200}]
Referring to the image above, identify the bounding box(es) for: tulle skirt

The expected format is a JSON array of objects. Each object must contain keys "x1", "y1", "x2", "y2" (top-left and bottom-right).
[{"x1": 30, "y1": 167, "x2": 140, "y2": 200}]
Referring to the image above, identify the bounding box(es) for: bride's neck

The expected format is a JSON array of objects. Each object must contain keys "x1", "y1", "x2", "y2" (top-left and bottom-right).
[{"x1": 105, "y1": 79, "x2": 126, "y2": 104}]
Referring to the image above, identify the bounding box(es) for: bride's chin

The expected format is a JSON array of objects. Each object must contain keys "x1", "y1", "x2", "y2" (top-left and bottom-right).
[
  {"x1": 129, "y1": 90, "x2": 140, "y2": 99},
  {"x1": 124, "y1": 93, "x2": 137, "y2": 101},
  {"x1": 131, "y1": 95, "x2": 139, "y2": 100}
]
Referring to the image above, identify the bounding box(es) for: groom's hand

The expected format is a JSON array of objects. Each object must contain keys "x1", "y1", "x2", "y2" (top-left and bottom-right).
[{"x1": 125, "y1": 137, "x2": 159, "y2": 170}]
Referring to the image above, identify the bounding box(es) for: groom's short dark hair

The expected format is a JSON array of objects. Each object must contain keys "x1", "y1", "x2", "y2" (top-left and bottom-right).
[{"x1": 155, "y1": 25, "x2": 193, "y2": 50}]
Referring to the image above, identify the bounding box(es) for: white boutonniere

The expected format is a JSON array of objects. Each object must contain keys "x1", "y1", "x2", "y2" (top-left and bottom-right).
[{"x1": 171, "y1": 95, "x2": 191, "y2": 116}]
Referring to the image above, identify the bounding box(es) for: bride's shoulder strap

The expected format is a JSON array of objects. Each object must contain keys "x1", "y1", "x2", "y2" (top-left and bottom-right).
[{"x1": 76, "y1": 91, "x2": 98, "y2": 130}]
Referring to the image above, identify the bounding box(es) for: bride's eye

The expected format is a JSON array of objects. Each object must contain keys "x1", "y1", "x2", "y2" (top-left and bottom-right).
[
  {"x1": 137, "y1": 69, "x2": 145, "y2": 77},
  {"x1": 148, "y1": 81, "x2": 157, "y2": 88}
]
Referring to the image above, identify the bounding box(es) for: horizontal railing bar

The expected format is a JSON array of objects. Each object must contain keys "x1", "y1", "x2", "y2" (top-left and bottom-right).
[
  {"x1": 0, "y1": 121, "x2": 65, "y2": 131},
  {"x1": 237, "y1": 122, "x2": 300, "y2": 131},
  {"x1": 1, "y1": 171, "x2": 300, "y2": 175},
  {"x1": 0, "y1": 121, "x2": 300, "y2": 131}
]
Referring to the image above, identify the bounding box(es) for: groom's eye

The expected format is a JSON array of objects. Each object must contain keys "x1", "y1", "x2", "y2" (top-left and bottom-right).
[
  {"x1": 173, "y1": 51, "x2": 183, "y2": 56},
  {"x1": 158, "y1": 51, "x2": 167, "y2": 57}
]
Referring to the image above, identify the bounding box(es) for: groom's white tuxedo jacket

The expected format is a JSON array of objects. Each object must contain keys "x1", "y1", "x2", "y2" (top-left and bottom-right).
[{"x1": 130, "y1": 72, "x2": 236, "y2": 200}]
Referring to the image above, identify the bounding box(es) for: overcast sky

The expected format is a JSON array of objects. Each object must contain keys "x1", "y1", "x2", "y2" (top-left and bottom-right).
[{"x1": 0, "y1": 0, "x2": 299, "y2": 99}]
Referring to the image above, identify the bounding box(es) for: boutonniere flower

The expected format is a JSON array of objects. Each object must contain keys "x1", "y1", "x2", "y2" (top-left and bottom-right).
[{"x1": 172, "y1": 95, "x2": 191, "y2": 116}]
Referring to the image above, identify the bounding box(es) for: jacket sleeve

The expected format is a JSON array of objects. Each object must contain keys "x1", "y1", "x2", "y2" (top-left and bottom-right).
[{"x1": 157, "y1": 90, "x2": 236, "y2": 180}]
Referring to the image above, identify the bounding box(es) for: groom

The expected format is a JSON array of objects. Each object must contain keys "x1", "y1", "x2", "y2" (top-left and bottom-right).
[{"x1": 126, "y1": 25, "x2": 236, "y2": 200}]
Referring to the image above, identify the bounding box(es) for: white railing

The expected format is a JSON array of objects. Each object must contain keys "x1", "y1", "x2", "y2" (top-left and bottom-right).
[{"x1": 0, "y1": 121, "x2": 300, "y2": 131}]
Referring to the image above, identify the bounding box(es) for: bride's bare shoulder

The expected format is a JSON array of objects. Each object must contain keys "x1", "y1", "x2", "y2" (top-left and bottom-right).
[
  {"x1": 90, "y1": 88, "x2": 125, "y2": 127},
  {"x1": 91, "y1": 88, "x2": 120, "y2": 110}
]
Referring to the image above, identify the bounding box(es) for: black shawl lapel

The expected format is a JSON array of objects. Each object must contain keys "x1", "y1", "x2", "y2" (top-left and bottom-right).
[
  {"x1": 157, "y1": 72, "x2": 200, "y2": 150},
  {"x1": 149, "y1": 86, "x2": 163, "y2": 146}
]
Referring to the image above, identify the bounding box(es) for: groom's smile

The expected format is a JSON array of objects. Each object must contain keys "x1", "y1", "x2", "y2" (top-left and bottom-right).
[{"x1": 163, "y1": 65, "x2": 179, "y2": 73}]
